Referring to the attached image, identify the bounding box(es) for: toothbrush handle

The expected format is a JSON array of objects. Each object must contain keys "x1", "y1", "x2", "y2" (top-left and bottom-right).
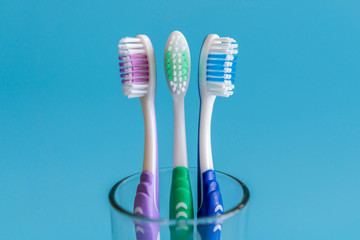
[
  {"x1": 169, "y1": 167, "x2": 194, "y2": 240},
  {"x1": 133, "y1": 171, "x2": 160, "y2": 240},
  {"x1": 197, "y1": 169, "x2": 224, "y2": 240}
]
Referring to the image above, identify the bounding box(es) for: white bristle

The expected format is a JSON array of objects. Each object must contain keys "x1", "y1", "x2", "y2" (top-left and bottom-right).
[
  {"x1": 224, "y1": 67, "x2": 232, "y2": 73},
  {"x1": 210, "y1": 42, "x2": 232, "y2": 48},
  {"x1": 216, "y1": 37, "x2": 236, "y2": 42},
  {"x1": 118, "y1": 49, "x2": 146, "y2": 55},
  {"x1": 121, "y1": 83, "x2": 149, "y2": 90},
  {"x1": 206, "y1": 81, "x2": 234, "y2": 97},
  {"x1": 209, "y1": 48, "x2": 238, "y2": 54},
  {"x1": 225, "y1": 55, "x2": 234, "y2": 61},
  {"x1": 120, "y1": 62, "x2": 132, "y2": 67},
  {"x1": 118, "y1": 43, "x2": 144, "y2": 49},
  {"x1": 119, "y1": 37, "x2": 141, "y2": 43},
  {"x1": 224, "y1": 62, "x2": 233, "y2": 67}
]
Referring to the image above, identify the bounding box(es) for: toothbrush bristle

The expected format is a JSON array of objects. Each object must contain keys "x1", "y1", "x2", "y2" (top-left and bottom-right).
[
  {"x1": 118, "y1": 37, "x2": 149, "y2": 98},
  {"x1": 165, "y1": 32, "x2": 190, "y2": 95},
  {"x1": 206, "y1": 37, "x2": 238, "y2": 97}
]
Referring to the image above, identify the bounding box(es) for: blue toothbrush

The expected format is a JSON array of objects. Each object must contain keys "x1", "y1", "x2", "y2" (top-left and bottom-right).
[{"x1": 197, "y1": 34, "x2": 239, "y2": 240}]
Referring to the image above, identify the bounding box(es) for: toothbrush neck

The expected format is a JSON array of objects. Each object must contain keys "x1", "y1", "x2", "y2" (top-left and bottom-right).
[
  {"x1": 199, "y1": 96, "x2": 216, "y2": 173},
  {"x1": 173, "y1": 97, "x2": 188, "y2": 168},
  {"x1": 140, "y1": 99, "x2": 158, "y2": 175}
]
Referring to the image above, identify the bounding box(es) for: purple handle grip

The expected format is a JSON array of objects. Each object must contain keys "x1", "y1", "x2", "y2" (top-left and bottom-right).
[{"x1": 133, "y1": 171, "x2": 160, "y2": 240}]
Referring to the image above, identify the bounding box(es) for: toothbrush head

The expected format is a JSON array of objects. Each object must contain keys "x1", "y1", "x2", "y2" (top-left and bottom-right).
[
  {"x1": 164, "y1": 31, "x2": 191, "y2": 96},
  {"x1": 199, "y1": 34, "x2": 238, "y2": 99},
  {"x1": 118, "y1": 35, "x2": 156, "y2": 100}
]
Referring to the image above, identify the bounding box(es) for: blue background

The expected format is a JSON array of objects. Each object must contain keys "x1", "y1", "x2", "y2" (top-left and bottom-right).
[{"x1": 1, "y1": 0, "x2": 359, "y2": 239}]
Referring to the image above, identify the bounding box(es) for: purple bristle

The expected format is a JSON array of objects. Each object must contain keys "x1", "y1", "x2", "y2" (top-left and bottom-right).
[
  {"x1": 128, "y1": 54, "x2": 147, "y2": 60},
  {"x1": 121, "y1": 78, "x2": 149, "y2": 84},
  {"x1": 119, "y1": 54, "x2": 149, "y2": 83},
  {"x1": 118, "y1": 39, "x2": 150, "y2": 98},
  {"x1": 132, "y1": 78, "x2": 149, "y2": 83},
  {"x1": 120, "y1": 72, "x2": 148, "y2": 78},
  {"x1": 119, "y1": 66, "x2": 149, "y2": 72}
]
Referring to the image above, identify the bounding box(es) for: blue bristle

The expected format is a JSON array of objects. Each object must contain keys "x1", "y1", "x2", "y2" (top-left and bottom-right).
[
  {"x1": 208, "y1": 54, "x2": 227, "y2": 59},
  {"x1": 207, "y1": 65, "x2": 236, "y2": 71},
  {"x1": 206, "y1": 71, "x2": 235, "y2": 77},
  {"x1": 206, "y1": 45, "x2": 238, "y2": 86},
  {"x1": 206, "y1": 71, "x2": 223, "y2": 77},
  {"x1": 207, "y1": 59, "x2": 226, "y2": 65}
]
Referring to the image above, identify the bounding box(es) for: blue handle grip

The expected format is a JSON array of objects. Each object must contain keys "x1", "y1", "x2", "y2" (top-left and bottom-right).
[{"x1": 197, "y1": 169, "x2": 223, "y2": 240}]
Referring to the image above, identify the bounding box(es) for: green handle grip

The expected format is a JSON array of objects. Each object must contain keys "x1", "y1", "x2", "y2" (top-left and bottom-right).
[{"x1": 169, "y1": 167, "x2": 194, "y2": 240}]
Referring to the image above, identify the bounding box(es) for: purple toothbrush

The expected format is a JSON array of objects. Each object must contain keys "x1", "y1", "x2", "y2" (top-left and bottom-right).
[{"x1": 118, "y1": 35, "x2": 160, "y2": 240}]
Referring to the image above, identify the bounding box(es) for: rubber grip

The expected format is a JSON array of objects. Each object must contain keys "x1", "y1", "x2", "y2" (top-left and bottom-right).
[
  {"x1": 169, "y1": 167, "x2": 194, "y2": 240},
  {"x1": 197, "y1": 169, "x2": 223, "y2": 240},
  {"x1": 133, "y1": 171, "x2": 160, "y2": 240}
]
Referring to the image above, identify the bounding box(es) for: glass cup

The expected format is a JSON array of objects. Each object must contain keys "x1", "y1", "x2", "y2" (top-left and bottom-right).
[{"x1": 109, "y1": 168, "x2": 250, "y2": 240}]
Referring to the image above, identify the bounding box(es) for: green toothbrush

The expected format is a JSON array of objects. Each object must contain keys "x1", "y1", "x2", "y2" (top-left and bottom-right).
[{"x1": 164, "y1": 31, "x2": 194, "y2": 239}]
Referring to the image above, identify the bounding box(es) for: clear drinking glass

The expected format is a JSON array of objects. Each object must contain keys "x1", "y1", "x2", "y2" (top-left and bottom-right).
[{"x1": 109, "y1": 168, "x2": 250, "y2": 240}]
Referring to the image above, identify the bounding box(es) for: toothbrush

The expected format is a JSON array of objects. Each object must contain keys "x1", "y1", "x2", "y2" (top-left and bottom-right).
[
  {"x1": 118, "y1": 35, "x2": 160, "y2": 240},
  {"x1": 197, "y1": 34, "x2": 238, "y2": 240},
  {"x1": 164, "y1": 31, "x2": 194, "y2": 239}
]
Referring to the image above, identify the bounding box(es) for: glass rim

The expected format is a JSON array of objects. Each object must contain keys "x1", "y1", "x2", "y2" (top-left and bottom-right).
[{"x1": 109, "y1": 167, "x2": 250, "y2": 225}]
